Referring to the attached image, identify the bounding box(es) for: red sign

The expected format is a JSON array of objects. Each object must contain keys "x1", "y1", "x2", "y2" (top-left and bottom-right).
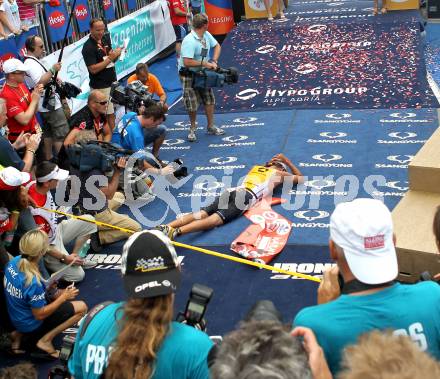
[
  {"x1": 231, "y1": 198, "x2": 292, "y2": 264},
  {"x1": 48, "y1": 11, "x2": 66, "y2": 28},
  {"x1": 75, "y1": 4, "x2": 88, "y2": 20},
  {"x1": 0, "y1": 53, "x2": 15, "y2": 72}
]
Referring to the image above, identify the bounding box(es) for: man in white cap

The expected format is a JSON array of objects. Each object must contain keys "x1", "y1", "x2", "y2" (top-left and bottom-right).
[
  {"x1": 26, "y1": 161, "x2": 98, "y2": 282},
  {"x1": 293, "y1": 198, "x2": 440, "y2": 375},
  {"x1": 0, "y1": 58, "x2": 43, "y2": 144}
]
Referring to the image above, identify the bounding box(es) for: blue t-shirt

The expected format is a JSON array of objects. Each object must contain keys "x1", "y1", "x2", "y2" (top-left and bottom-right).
[
  {"x1": 178, "y1": 31, "x2": 218, "y2": 71},
  {"x1": 111, "y1": 112, "x2": 144, "y2": 152},
  {"x1": 293, "y1": 282, "x2": 440, "y2": 375},
  {"x1": 3, "y1": 256, "x2": 47, "y2": 332},
  {"x1": 68, "y1": 302, "x2": 213, "y2": 379}
]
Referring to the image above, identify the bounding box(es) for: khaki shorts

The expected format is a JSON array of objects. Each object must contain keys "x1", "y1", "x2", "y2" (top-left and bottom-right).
[
  {"x1": 40, "y1": 108, "x2": 69, "y2": 141},
  {"x1": 180, "y1": 74, "x2": 216, "y2": 113},
  {"x1": 91, "y1": 86, "x2": 115, "y2": 114}
]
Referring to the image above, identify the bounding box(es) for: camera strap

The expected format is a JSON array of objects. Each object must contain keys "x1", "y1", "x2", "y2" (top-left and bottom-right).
[
  {"x1": 119, "y1": 115, "x2": 137, "y2": 145},
  {"x1": 79, "y1": 301, "x2": 114, "y2": 338},
  {"x1": 341, "y1": 279, "x2": 395, "y2": 295}
]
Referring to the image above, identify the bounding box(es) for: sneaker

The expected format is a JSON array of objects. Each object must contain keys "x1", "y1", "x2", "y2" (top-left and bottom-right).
[
  {"x1": 188, "y1": 129, "x2": 197, "y2": 142},
  {"x1": 155, "y1": 225, "x2": 179, "y2": 240},
  {"x1": 207, "y1": 126, "x2": 225, "y2": 136},
  {"x1": 82, "y1": 259, "x2": 98, "y2": 270}
]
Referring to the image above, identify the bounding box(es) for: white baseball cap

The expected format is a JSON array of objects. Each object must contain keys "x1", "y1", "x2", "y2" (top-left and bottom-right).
[
  {"x1": 2, "y1": 58, "x2": 27, "y2": 74},
  {"x1": 0, "y1": 166, "x2": 30, "y2": 190},
  {"x1": 330, "y1": 198, "x2": 398, "y2": 284}
]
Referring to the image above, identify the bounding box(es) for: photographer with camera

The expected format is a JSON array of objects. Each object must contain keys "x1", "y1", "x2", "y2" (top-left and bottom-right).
[
  {"x1": 67, "y1": 150, "x2": 141, "y2": 246},
  {"x1": 0, "y1": 58, "x2": 42, "y2": 144},
  {"x1": 179, "y1": 13, "x2": 224, "y2": 142},
  {"x1": 68, "y1": 230, "x2": 213, "y2": 379},
  {"x1": 23, "y1": 35, "x2": 69, "y2": 162},
  {"x1": 63, "y1": 90, "x2": 112, "y2": 147},
  {"x1": 293, "y1": 198, "x2": 440, "y2": 376},
  {"x1": 127, "y1": 63, "x2": 168, "y2": 112},
  {"x1": 112, "y1": 103, "x2": 172, "y2": 172},
  {"x1": 82, "y1": 19, "x2": 121, "y2": 132}
]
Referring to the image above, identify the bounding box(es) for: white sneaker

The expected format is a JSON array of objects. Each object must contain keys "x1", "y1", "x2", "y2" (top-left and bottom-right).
[
  {"x1": 207, "y1": 126, "x2": 225, "y2": 136},
  {"x1": 82, "y1": 259, "x2": 98, "y2": 269},
  {"x1": 188, "y1": 129, "x2": 197, "y2": 142}
]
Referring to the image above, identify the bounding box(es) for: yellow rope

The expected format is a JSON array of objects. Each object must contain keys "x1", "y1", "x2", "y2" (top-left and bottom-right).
[{"x1": 43, "y1": 207, "x2": 322, "y2": 283}]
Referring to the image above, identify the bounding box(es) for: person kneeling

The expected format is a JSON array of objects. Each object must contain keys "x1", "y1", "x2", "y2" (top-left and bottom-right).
[{"x1": 3, "y1": 229, "x2": 87, "y2": 359}]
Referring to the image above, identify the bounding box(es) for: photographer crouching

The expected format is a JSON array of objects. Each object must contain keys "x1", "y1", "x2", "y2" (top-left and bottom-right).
[
  {"x1": 68, "y1": 230, "x2": 213, "y2": 379},
  {"x1": 179, "y1": 13, "x2": 225, "y2": 142}
]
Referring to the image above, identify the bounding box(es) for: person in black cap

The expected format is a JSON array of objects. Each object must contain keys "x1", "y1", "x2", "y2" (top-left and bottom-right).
[{"x1": 68, "y1": 230, "x2": 213, "y2": 379}]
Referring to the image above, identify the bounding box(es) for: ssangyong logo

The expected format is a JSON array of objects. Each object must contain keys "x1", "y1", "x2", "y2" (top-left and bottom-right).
[
  {"x1": 209, "y1": 156, "x2": 237, "y2": 165},
  {"x1": 233, "y1": 117, "x2": 258, "y2": 124},
  {"x1": 194, "y1": 181, "x2": 225, "y2": 191},
  {"x1": 163, "y1": 139, "x2": 185, "y2": 146},
  {"x1": 294, "y1": 210, "x2": 329, "y2": 221},
  {"x1": 48, "y1": 11, "x2": 66, "y2": 28},
  {"x1": 387, "y1": 155, "x2": 413, "y2": 164},
  {"x1": 294, "y1": 63, "x2": 317, "y2": 75},
  {"x1": 389, "y1": 112, "x2": 416, "y2": 119},
  {"x1": 75, "y1": 4, "x2": 88, "y2": 20},
  {"x1": 319, "y1": 132, "x2": 347, "y2": 139},
  {"x1": 312, "y1": 154, "x2": 342, "y2": 162},
  {"x1": 304, "y1": 179, "x2": 336, "y2": 190},
  {"x1": 256, "y1": 45, "x2": 276, "y2": 54},
  {"x1": 222, "y1": 135, "x2": 248, "y2": 143},
  {"x1": 388, "y1": 132, "x2": 417, "y2": 140},
  {"x1": 235, "y1": 89, "x2": 259, "y2": 101},
  {"x1": 386, "y1": 181, "x2": 409, "y2": 191},
  {"x1": 326, "y1": 113, "x2": 351, "y2": 119}
]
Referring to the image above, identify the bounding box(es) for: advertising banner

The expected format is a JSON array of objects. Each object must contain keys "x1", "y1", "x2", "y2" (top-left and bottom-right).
[
  {"x1": 41, "y1": 0, "x2": 175, "y2": 114},
  {"x1": 244, "y1": 0, "x2": 278, "y2": 19},
  {"x1": 127, "y1": 0, "x2": 137, "y2": 11},
  {"x1": 74, "y1": 0, "x2": 92, "y2": 33},
  {"x1": 103, "y1": 0, "x2": 117, "y2": 21},
  {"x1": 386, "y1": 0, "x2": 419, "y2": 10},
  {"x1": 205, "y1": 0, "x2": 234, "y2": 35},
  {"x1": 44, "y1": 3, "x2": 73, "y2": 43}
]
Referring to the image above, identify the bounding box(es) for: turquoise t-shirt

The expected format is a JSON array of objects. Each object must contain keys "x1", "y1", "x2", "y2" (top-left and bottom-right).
[
  {"x1": 178, "y1": 31, "x2": 218, "y2": 71},
  {"x1": 68, "y1": 302, "x2": 213, "y2": 379},
  {"x1": 293, "y1": 282, "x2": 440, "y2": 375}
]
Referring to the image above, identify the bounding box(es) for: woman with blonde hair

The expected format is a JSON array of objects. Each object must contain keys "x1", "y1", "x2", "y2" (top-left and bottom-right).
[
  {"x1": 3, "y1": 229, "x2": 87, "y2": 359},
  {"x1": 68, "y1": 230, "x2": 213, "y2": 379}
]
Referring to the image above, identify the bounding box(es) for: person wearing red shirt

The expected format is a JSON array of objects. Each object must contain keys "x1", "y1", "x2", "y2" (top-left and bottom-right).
[
  {"x1": 0, "y1": 58, "x2": 42, "y2": 143},
  {"x1": 168, "y1": 0, "x2": 190, "y2": 59}
]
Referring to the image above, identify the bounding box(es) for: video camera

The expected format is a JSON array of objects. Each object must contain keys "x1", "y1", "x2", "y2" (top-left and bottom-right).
[
  {"x1": 47, "y1": 334, "x2": 75, "y2": 378},
  {"x1": 176, "y1": 283, "x2": 213, "y2": 331},
  {"x1": 191, "y1": 66, "x2": 239, "y2": 90},
  {"x1": 110, "y1": 80, "x2": 156, "y2": 112},
  {"x1": 66, "y1": 140, "x2": 139, "y2": 173}
]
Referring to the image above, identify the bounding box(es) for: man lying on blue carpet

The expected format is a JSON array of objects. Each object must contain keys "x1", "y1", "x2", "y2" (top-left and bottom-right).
[{"x1": 156, "y1": 154, "x2": 303, "y2": 239}]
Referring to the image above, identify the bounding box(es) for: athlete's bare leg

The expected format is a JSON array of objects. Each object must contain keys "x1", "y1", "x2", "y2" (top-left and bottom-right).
[
  {"x1": 177, "y1": 213, "x2": 224, "y2": 235},
  {"x1": 168, "y1": 211, "x2": 209, "y2": 228}
]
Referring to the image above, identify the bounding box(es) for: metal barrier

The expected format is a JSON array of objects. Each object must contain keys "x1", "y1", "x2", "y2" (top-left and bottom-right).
[{"x1": 36, "y1": 0, "x2": 157, "y2": 54}]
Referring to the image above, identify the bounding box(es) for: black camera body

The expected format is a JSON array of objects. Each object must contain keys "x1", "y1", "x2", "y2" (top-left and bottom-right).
[
  {"x1": 43, "y1": 81, "x2": 81, "y2": 111},
  {"x1": 191, "y1": 66, "x2": 239, "y2": 90},
  {"x1": 47, "y1": 335, "x2": 75, "y2": 379},
  {"x1": 66, "y1": 140, "x2": 139, "y2": 173},
  {"x1": 110, "y1": 81, "x2": 156, "y2": 112},
  {"x1": 176, "y1": 283, "x2": 213, "y2": 331}
]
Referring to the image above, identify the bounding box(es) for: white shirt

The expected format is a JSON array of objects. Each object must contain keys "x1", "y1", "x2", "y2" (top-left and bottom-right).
[
  {"x1": 23, "y1": 56, "x2": 62, "y2": 112},
  {"x1": 0, "y1": 1, "x2": 20, "y2": 35}
]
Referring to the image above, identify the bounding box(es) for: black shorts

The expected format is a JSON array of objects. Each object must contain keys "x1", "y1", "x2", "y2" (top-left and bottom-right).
[
  {"x1": 24, "y1": 301, "x2": 75, "y2": 347},
  {"x1": 173, "y1": 24, "x2": 188, "y2": 42},
  {"x1": 202, "y1": 188, "x2": 255, "y2": 223}
]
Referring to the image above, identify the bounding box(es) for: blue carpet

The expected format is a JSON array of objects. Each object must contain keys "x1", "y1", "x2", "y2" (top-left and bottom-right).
[{"x1": 172, "y1": 17, "x2": 437, "y2": 113}]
